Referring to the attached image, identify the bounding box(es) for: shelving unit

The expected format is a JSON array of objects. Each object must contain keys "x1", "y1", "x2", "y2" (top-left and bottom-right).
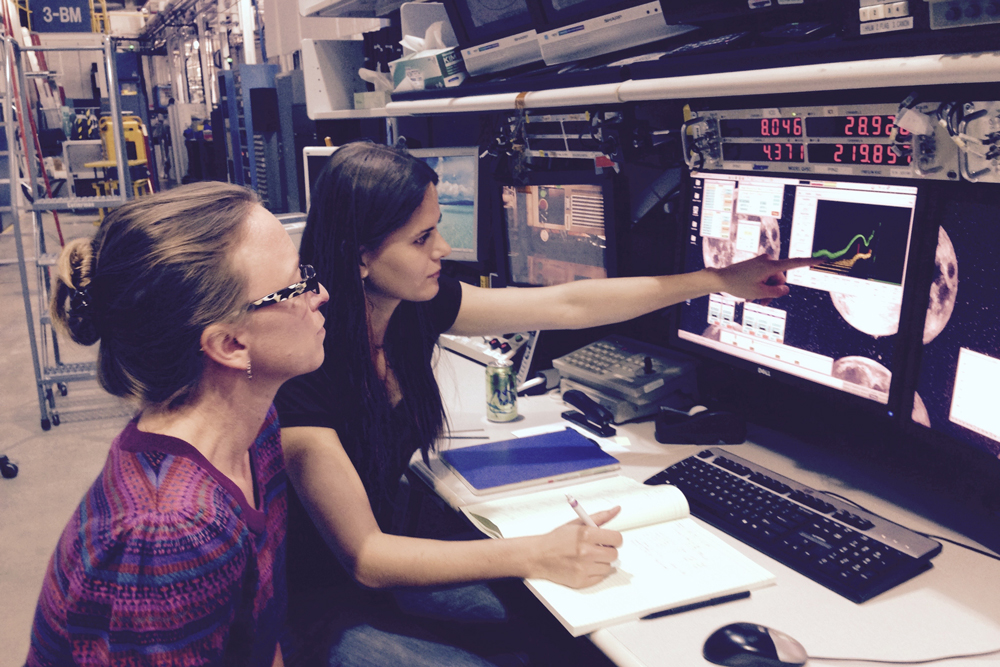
[
  {"x1": 5, "y1": 36, "x2": 133, "y2": 431},
  {"x1": 305, "y1": 50, "x2": 1000, "y2": 120}
]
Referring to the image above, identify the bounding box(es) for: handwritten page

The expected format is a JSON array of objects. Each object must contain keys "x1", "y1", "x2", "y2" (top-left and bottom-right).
[
  {"x1": 526, "y1": 517, "x2": 775, "y2": 635},
  {"x1": 462, "y1": 476, "x2": 689, "y2": 539}
]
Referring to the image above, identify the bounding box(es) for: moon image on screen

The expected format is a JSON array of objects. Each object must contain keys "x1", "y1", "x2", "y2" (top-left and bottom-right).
[
  {"x1": 829, "y1": 291, "x2": 901, "y2": 338},
  {"x1": 702, "y1": 213, "x2": 781, "y2": 272},
  {"x1": 912, "y1": 392, "x2": 931, "y2": 427},
  {"x1": 758, "y1": 215, "x2": 781, "y2": 260},
  {"x1": 831, "y1": 356, "x2": 891, "y2": 397},
  {"x1": 923, "y1": 226, "x2": 958, "y2": 345}
]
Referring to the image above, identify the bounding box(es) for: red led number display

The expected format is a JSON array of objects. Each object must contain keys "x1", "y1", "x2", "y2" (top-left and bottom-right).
[{"x1": 760, "y1": 118, "x2": 803, "y2": 137}]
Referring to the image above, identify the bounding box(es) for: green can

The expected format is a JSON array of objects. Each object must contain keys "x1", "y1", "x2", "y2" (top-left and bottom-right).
[{"x1": 486, "y1": 359, "x2": 517, "y2": 422}]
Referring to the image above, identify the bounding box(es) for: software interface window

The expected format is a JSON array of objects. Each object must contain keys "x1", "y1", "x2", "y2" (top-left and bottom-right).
[{"x1": 678, "y1": 172, "x2": 918, "y2": 405}]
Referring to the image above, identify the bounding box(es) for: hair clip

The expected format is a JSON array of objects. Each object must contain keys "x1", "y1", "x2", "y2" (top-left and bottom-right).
[{"x1": 69, "y1": 287, "x2": 91, "y2": 315}]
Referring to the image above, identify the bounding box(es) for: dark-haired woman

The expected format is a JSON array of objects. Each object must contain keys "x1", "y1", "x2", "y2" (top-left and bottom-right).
[
  {"x1": 276, "y1": 142, "x2": 816, "y2": 664},
  {"x1": 27, "y1": 182, "x2": 329, "y2": 666}
]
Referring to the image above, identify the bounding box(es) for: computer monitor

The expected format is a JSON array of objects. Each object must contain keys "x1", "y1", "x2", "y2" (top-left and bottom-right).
[
  {"x1": 408, "y1": 147, "x2": 480, "y2": 263},
  {"x1": 502, "y1": 173, "x2": 616, "y2": 286},
  {"x1": 673, "y1": 170, "x2": 922, "y2": 411},
  {"x1": 442, "y1": 0, "x2": 543, "y2": 75},
  {"x1": 907, "y1": 183, "x2": 1000, "y2": 460},
  {"x1": 302, "y1": 145, "x2": 338, "y2": 212}
]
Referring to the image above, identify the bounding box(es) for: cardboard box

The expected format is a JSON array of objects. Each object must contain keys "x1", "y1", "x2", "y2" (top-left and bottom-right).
[{"x1": 390, "y1": 47, "x2": 466, "y2": 92}]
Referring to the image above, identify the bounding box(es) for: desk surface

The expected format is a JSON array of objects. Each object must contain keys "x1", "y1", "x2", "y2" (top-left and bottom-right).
[{"x1": 420, "y1": 349, "x2": 1000, "y2": 667}]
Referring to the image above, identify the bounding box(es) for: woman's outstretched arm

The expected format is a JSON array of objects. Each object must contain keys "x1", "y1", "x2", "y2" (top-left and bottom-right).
[{"x1": 448, "y1": 254, "x2": 819, "y2": 335}]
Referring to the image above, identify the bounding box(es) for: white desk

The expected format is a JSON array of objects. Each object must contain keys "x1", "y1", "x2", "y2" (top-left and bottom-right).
[{"x1": 414, "y1": 349, "x2": 1000, "y2": 667}]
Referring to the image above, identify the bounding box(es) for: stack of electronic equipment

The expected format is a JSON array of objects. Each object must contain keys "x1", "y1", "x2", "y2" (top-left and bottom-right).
[
  {"x1": 388, "y1": 0, "x2": 1000, "y2": 101},
  {"x1": 551, "y1": 335, "x2": 698, "y2": 425}
]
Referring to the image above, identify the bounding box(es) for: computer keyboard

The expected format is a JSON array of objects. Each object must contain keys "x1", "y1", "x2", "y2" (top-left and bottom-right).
[{"x1": 644, "y1": 448, "x2": 942, "y2": 603}]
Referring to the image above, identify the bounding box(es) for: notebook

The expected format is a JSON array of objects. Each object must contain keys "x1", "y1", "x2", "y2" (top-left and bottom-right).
[
  {"x1": 461, "y1": 475, "x2": 776, "y2": 636},
  {"x1": 439, "y1": 427, "x2": 620, "y2": 495}
]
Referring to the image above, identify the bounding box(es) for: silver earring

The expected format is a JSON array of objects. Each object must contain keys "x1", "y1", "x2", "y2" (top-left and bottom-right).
[{"x1": 246, "y1": 359, "x2": 253, "y2": 381}]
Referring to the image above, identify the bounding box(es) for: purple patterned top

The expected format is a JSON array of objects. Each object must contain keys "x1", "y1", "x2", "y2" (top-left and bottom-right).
[{"x1": 27, "y1": 406, "x2": 287, "y2": 667}]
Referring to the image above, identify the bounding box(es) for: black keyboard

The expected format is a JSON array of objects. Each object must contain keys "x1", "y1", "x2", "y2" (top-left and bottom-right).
[{"x1": 645, "y1": 448, "x2": 942, "y2": 603}]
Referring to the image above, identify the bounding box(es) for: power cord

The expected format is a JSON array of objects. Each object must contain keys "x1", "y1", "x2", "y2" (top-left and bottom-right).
[
  {"x1": 818, "y1": 490, "x2": 1000, "y2": 562},
  {"x1": 808, "y1": 646, "x2": 1000, "y2": 664},
  {"x1": 809, "y1": 490, "x2": 1000, "y2": 664}
]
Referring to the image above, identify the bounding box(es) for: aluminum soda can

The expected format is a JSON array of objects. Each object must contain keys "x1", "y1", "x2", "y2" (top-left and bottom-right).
[{"x1": 486, "y1": 359, "x2": 517, "y2": 422}]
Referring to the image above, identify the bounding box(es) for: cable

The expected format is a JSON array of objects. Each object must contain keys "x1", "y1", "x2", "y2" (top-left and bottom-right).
[
  {"x1": 808, "y1": 646, "x2": 1000, "y2": 664},
  {"x1": 818, "y1": 490, "x2": 1000, "y2": 562}
]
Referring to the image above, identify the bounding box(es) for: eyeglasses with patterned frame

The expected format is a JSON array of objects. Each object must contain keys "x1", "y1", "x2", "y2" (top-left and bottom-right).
[{"x1": 247, "y1": 265, "x2": 320, "y2": 311}]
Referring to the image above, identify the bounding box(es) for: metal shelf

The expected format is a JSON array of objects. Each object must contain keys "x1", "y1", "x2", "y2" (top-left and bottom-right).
[{"x1": 306, "y1": 50, "x2": 1000, "y2": 119}]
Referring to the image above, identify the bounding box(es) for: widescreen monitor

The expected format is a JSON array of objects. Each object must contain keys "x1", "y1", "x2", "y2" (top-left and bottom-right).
[
  {"x1": 673, "y1": 171, "x2": 921, "y2": 410},
  {"x1": 908, "y1": 184, "x2": 1000, "y2": 460},
  {"x1": 409, "y1": 147, "x2": 480, "y2": 263},
  {"x1": 502, "y1": 176, "x2": 615, "y2": 286}
]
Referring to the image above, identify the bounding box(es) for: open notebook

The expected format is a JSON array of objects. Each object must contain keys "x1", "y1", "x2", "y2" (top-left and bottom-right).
[{"x1": 461, "y1": 475, "x2": 775, "y2": 636}]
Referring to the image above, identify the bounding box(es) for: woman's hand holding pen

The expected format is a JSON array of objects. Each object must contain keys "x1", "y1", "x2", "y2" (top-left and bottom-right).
[{"x1": 525, "y1": 506, "x2": 623, "y2": 589}]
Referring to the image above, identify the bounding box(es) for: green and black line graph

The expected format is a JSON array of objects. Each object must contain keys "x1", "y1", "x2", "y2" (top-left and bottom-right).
[
  {"x1": 813, "y1": 230, "x2": 875, "y2": 274},
  {"x1": 809, "y1": 199, "x2": 910, "y2": 285}
]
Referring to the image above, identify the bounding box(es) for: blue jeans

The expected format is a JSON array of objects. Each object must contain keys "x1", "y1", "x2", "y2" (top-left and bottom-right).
[
  {"x1": 326, "y1": 583, "x2": 509, "y2": 667},
  {"x1": 328, "y1": 623, "x2": 497, "y2": 667}
]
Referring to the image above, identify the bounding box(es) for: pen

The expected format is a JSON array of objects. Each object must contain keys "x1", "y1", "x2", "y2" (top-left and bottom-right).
[
  {"x1": 566, "y1": 494, "x2": 599, "y2": 528},
  {"x1": 640, "y1": 591, "x2": 751, "y2": 620}
]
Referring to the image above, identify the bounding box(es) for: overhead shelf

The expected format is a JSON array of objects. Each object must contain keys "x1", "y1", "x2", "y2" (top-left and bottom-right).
[
  {"x1": 299, "y1": 0, "x2": 416, "y2": 18},
  {"x1": 307, "y1": 50, "x2": 1000, "y2": 120}
]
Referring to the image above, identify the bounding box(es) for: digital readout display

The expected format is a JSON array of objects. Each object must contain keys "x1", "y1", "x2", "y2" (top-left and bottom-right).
[
  {"x1": 805, "y1": 115, "x2": 909, "y2": 138},
  {"x1": 722, "y1": 142, "x2": 806, "y2": 163},
  {"x1": 720, "y1": 117, "x2": 803, "y2": 138},
  {"x1": 808, "y1": 143, "x2": 912, "y2": 165}
]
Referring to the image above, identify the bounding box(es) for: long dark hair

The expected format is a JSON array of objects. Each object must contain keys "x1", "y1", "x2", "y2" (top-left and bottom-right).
[{"x1": 299, "y1": 141, "x2": 444, "y2": 508}]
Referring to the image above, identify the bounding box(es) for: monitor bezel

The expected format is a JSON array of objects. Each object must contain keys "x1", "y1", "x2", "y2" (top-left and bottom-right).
[
  {"x1": 668, "y1": 168, "x2": 931, "y2": 421},
  {"x1": 497, "y1": 169, "x2": 619, "y2": 288},
  {"x1": 407, "y1": 146, "x2": 481, "y2": 264},
  {"x1": 442, "y1": 0, "x2": 540, "y2": 48},
  {"x1": 531, "y1": 0, "x2": 662, "y2": 32},
  {"x1": 302, "y1": 145, "x2": 339, "y2": 213}
]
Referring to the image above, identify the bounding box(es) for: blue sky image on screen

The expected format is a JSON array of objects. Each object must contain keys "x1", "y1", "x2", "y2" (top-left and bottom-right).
[{"x1": 419, "y1": 154, "x2": 477, "y2": 258}]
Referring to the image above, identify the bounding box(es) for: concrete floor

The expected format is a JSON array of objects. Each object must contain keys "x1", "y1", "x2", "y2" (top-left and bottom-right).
[{"x1": 0, "y1": 210, "x2": 133, "y2": 665}]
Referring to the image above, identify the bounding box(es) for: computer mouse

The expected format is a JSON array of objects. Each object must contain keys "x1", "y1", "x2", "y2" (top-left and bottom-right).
[{"x1": 703, "y1": 622, "x2": 808, "y2": 667}]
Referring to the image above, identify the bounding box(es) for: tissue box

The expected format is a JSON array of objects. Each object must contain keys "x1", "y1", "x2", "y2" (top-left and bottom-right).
[{"x1": 390, "y1": 47, "x2": 467, "y2": 92}]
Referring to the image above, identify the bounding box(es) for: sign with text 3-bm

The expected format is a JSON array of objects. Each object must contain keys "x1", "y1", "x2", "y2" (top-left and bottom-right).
[{"x1": 34, "y1": 0, "x2": 92, "y2": 32}]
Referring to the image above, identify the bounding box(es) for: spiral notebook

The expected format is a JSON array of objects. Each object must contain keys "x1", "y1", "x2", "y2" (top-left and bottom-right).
[{"x1": 439, "y1": 427, "x2": 620, "y2": 495}]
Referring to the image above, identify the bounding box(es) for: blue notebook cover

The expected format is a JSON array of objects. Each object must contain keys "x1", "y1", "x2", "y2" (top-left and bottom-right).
[{"x1": 440, "y1": 428, "x2": 620, "y2": 494}]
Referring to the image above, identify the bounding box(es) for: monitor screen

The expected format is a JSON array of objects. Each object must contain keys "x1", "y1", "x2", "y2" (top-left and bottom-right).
[
  {"x1": 502, "y1": 180, "x2": 613, "y2": 286},
  {"x1": 302, "y1": 145, "x2": 338, "y2": 213},
  {"x1": 910, "y1": 185, "x2": 1000, "y2": 459},
  {"x1": 409, "y1": 147, "x2": 480, "y2": 263},
  {"x1": 444, "y1": 0, "x2": 536, "y2": 46},
  {"x1": 674, "y1": 171, "x2": 920, "y2": 407}
]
